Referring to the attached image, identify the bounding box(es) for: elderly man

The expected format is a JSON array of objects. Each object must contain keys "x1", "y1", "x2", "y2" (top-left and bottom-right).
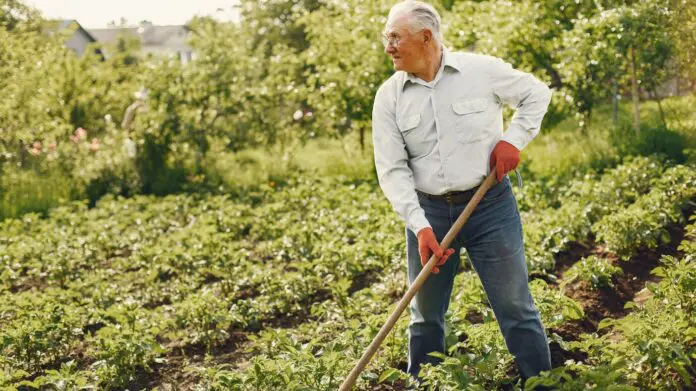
[{"x1": 371, "y1": 0, "x2": 553, "y2": 386}]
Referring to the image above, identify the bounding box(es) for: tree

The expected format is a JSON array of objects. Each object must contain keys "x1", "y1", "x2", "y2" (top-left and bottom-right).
[
  {"x1": 444, "y1": 0, "x2": 608, "y2": 130},
  {"x1": 668, "y1": 0, "x2": 696, "y2": 89},
  {"x1": 301, "y1": 0, "x2": 395, "y2": 149},
  {"x1": 559, "y1": 0, "x2": 674, "y2": 134},
  {"x1": 0, "y1": 0, "x2": 41, "y2": 31}
]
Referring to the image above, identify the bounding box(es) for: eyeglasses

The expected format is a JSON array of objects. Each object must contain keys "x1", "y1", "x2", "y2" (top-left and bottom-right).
[
  {"x1": 381, "y1": 34, "x2": 401, "y2": 48},
  {"x1": 381, "y1": 29, "x2": 423, "y2": 48}
]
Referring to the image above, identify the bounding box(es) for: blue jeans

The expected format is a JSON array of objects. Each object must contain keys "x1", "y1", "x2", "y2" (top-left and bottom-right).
[{"x1": 406, "y1": 176, "x2": 551, "y2": 380}]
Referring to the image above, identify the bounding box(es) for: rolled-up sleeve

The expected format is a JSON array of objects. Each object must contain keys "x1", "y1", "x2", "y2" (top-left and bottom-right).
[
  {"x1": 485, "y1": 56, "x2": 552, "y2": 150},
  {"x1": 372, "y1": 84, "x2": 431, "y2": 235}
]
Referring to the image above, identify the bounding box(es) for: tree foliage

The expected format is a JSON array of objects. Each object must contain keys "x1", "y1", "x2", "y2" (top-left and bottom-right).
[{"x1": 0, "y1": 0, "x2": 693, "y2": 198}]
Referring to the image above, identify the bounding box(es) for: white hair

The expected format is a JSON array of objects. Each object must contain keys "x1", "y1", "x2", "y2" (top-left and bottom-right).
[{"x1": 387, "y1": 1, "x2": 443, "y2": 45}]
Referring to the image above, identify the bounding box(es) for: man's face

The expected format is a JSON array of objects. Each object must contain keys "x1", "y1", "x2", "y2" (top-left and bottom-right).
[{"x1": 383, "y1": 16, "x2": 425, "y2": 73}]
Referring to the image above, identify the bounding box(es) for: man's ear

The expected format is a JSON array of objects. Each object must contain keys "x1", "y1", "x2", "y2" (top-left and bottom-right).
[{"x1": 422, "y1": 28, "x2": 433, "y2": 44}]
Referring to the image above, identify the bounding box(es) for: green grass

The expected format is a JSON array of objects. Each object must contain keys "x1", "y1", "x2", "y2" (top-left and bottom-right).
[
  {"x1": 0, "y1": 166, "x2": 76, "y2": 220},
  {"x1": 241, "y1": 94, "x2": 695, "y2": 183},
  {"x1": 203, "y1": 133, "x2": 376, "y2": 189},
  {"x1": 523, "y1": 94, "x2": 696, "y2": 179}
]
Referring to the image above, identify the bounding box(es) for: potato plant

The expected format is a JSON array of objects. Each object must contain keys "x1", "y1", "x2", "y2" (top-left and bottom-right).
[
  {"x1": 1, "y1": 159, "x2": 695, "y2": 390},
  {"x1": 564, "y1": 255, "x2": 623, "y2": 290},
  {"x1": 593, "y1": 164, "x2": 696, "y2": 259}
]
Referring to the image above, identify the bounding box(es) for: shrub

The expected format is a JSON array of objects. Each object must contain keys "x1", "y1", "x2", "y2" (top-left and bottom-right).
[{"x1": 611, "y1": 123, "x2": 686, "y2": 163}]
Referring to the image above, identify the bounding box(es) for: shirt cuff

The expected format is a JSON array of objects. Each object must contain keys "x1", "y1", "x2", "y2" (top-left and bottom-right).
[{"x1": 408, "y1": 209, "x2": 431, "y2": 236}]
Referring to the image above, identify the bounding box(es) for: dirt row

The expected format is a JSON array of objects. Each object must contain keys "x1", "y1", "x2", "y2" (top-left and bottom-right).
[
  {"x1": 548, "y1": 222, "x2": 687, "y2": 368},
  {"x1": 125, "y1": 269, "x2": 378, "y2": 390},
  {"x1": 130, "y1": 213, "x2": 692, "y2": 391}
]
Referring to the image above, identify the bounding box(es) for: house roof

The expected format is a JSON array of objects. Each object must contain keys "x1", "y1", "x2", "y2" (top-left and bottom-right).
[
  {"x1": 88, "y1": 25, "x2": 191, "y2": 48},
  {"x1": 44, "y1": 19, "x2": 98, "y2": 42}
]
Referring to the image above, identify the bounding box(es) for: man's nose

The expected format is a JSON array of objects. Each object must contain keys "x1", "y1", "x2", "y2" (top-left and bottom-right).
[{"x1": 385, "y1": 44, "x2": 396, "y2": 55}]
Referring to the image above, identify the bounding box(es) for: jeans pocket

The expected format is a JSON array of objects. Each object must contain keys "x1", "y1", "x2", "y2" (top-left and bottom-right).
[{"x1": 482, "y1": 177, "x2": 511, "y2": 202}]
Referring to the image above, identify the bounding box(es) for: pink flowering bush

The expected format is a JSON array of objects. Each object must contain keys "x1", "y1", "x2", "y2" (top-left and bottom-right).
[{"x1": 60, "y1": 121, "x2": 142, "y2": 202}]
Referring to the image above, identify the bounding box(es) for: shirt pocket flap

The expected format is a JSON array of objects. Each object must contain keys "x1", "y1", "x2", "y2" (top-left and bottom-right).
[
  {"x1": 452, "y1": 98, "x2": 488, "y2": 115},
  {"x1": 397, "y1": 114, "x2": 421, "y2": 133}
]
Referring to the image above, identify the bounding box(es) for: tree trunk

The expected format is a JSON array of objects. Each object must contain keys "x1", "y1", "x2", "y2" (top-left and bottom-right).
[
  {"x1": 651, "y1": 85, "x2": 668, "y2": 128},
  {"x1": 359, "y1": 127, "x2": 365, "y2": 151},
  {"x1": 194, "y1": 146, "x2": 203, "y2": 175},
  {"x1": 629, "y1": 46, "x2": 641, "y2": 136},
  {"x1": 612, "y1": 79, "x2": 619, "y2": 125},
  {"x1": 545, "y1": 64, "x2": 563, "y2": 90},
  {"x1": 121, "y1": 101, "x2": 143, "y2": 130},
  {"x1": 578, "y1": 111, "x2": 591, "y2": 134},
  {"x1": 18, "y1": 140, "x2": 26, "y2": 168}
]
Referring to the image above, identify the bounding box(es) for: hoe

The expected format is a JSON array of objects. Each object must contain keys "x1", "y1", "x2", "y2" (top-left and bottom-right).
[{"x1": 340, "y1": 169, "x2": 498, "y2": 390}]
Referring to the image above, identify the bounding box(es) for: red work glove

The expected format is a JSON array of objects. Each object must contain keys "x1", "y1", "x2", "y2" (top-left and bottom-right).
[
  {"x1": 489, "y1": 140, "x2": 520, "y2": 182},
  {"x1": 417, "y1": 227, "x2": 455, "y2": 274}
]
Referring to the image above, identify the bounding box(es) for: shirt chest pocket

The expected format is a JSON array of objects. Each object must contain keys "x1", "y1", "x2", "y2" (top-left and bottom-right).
[
  {"x1": 397, "y1": 113, "x2": 433, "y2": 159},
  {"x1": 452, "y1": 98, "x2": 492, "y2": 144}
]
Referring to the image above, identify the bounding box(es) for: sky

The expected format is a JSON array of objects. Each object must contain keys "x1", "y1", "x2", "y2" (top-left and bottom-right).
[{"x1": 23, "y1": 0, "x2": 240, "y2": 28}]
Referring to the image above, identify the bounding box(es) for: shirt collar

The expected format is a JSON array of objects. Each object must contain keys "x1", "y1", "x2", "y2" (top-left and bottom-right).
[{"x1": 401, "y1": 47, "x2": 461, "y2": 90}]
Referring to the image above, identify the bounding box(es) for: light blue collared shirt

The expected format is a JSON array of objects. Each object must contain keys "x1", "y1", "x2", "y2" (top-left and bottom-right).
[{"x1": 372, "y1": 47, "x2": 552, "y2": 234}]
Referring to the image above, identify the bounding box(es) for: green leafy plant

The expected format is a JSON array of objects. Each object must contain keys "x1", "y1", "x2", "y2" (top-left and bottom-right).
[{"x1": 563, "y1": 255, "x2": 623, "y2": 290}]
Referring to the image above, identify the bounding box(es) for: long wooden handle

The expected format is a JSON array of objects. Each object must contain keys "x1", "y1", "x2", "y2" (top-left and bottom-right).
[{"x1": 339, "y1": 170, "x2": 499, "y2": 391}]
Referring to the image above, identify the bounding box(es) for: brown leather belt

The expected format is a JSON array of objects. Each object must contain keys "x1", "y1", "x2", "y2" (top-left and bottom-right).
[
  {"x1": 416, "y1": 184, "x2": 485, "y2": 205},
  {"x1": 415, "y1": 171, "x2": 521, "y2": 205}
]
